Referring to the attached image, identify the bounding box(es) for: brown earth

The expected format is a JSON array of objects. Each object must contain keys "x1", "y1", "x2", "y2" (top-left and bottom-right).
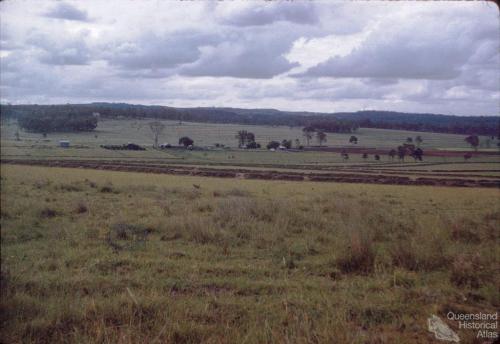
[{"x1": 2, "y1": 159, "x2": 499, "y2": 188}]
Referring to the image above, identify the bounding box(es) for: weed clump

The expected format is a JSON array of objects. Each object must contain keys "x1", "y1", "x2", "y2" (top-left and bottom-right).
[
  {"x1": 105, "y1": 223, "x2": 153, "y2": 251},
  {"x1": 336, "y1": 230, "x2": 375, "y2": 274},
  {"x1": 99, "y1": 185, "x2": 114, "y2": 193},
  {"x1": 74, "y1": 202, "x2": 88, "y2": 214},
  {"x1": 450, "y1": 220, "x2": 481, "y2": 244},
  {"x1": 213, "y1": 188, "x2": 251, "y2": 198},
  {"x1": 450, "y1": 254, "x2": 486, "y2": 288},
  {"x1": 39, "y1": 207, "x2": 58, "y2": 219}
]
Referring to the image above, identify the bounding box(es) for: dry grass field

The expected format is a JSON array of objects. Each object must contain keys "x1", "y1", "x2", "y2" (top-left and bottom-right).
[{"x1": 1, "y1": 165, "x2": 498, "y2": 343}]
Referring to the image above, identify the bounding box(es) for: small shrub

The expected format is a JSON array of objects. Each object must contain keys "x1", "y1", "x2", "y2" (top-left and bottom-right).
[
  {"x1": 84, "y1": 179, "x2": 97, "y2": 188},
  {"x1": 336, "y1": 230, "x2": 375, "y2": 274},
  {"x1": 106, "y1": 223, "x2": 154, "y2": 251},
  {"x1": 160, "y1": 233, "x2": 182, "y2": 241},
  {"x1": 390, "y1": 241, "x2": 419, "y2": 271},
  {"x1": 58, "y1": 183, "x2": 83, "y2": 192},
  {"x1": 392, "y1": 270, "x2": 416, "y2": 288},
  {"x1": 451, "y1": 221, "x2": 481, "y2": 244},
  {"x1": 450, "y1": 254, "x2": 485, "y2": 288},
  {"x1": 75, "y1": 202, "x2": 88, "y2": 214},
  {"x1": 390, "y1": 238, "x2": 451, "y2": 271},
  {"x1": 100, "y1": 185, "x2": 114, "y2": 193},
  {"x1": 39, "y1": 207, "x2": 58, "y2": 219},
  {"x1": 196, "y1": 203, "x2": 213, "y2": 213}
]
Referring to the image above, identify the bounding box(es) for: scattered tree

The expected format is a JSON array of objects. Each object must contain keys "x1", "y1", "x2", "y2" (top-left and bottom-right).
[
  {"x1": 294, "y1": 139, "x2": 301, "y2": 149},
  {"x1": 316, "y1": 131, "x2": 327, "y2": 146},
  {"x1": 14, "y1": 130, "x2": 20, "y2": 141},
  {"x1": 464, "y1": 152, "x2": 472, "y2": 162},
  {"x1": 415, "y1": 135, "x2": 423, "y2": 147},
  {"x1": 235, "y1": 130, "x2": 255, "y2": 147},
  {"x1": 484, "y1": 138, "x2": 491, "y2": 148},
  {"x1": 246, "y1": 141, "x2": 260, "y2": 149},
  {"x1": 406, "y1": 137, "x2": 413, "y2": 143},
  {"x1": 349, "y1": 135, "x2": 358, "y2": 144},
  {"x1": 179, "y1": 136, "x2": 194, "y2": 147},
  {"x1": 302, "y1": 126, "x2": 315, "y2": 146},
  {"x1": 388, "y1": 149, "x2": 396, "y2": 161},
  {"x1": 340, "y1": 150, "x2": 349, "y2": 161},
  {"x1": 374, "y1": 154, "x2": 380, "y2": 161},
  {"x1": 149, "y1": 121, "x2": 165, "y2": 148},
  {"x1": 411, "y1": 148, "x2": 424, "y2": 161},
  {"x1": 397, "y1": 145, "x2": 406, "y2": 162},
  {"x1": 281, "y1": 139, "x2": 292, "y2": 149},
  {"x1": 465, "y1": 135, "x2": 479, "y2": 150},
  {"x1": 362, "y1": 153, "x2": 368, "y2": 161},
  {"x1": 267, "y1": 141, "x2": 280, "y2": 150}
]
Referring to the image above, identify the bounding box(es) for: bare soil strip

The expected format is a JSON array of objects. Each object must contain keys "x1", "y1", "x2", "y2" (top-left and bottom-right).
[{"x1": 2, "y1": 159, "x2": 499, "y2": 188}]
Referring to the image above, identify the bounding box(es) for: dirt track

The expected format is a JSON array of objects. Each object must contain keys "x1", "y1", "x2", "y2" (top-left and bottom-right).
[{"x1": 2, "y1": 159, "x2": 499, "y2": 188}]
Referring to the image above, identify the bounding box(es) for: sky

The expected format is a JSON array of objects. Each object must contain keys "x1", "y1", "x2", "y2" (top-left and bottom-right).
[{"x1": 0, "y1": 0, "x2": 498, "y2": 116}]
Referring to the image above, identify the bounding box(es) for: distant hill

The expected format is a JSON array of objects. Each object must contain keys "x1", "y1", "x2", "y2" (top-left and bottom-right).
[{"x1": 1, "y1": 103, "x2": 498, "y2": 136}]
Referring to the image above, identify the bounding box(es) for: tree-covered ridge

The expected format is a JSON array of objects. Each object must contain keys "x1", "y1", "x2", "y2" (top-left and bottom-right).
[
  {"x1": 17, "y1": 112, "x2": 98, "y2": 133},
  {"x1": 1, "y1": 103, "x2": 498, "y2": 136}
]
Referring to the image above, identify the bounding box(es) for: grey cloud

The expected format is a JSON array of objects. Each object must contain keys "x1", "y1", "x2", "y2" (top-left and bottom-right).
[
  {"x1": 106, "y1": 31, "x2": 219, "y2": 70},
  {"x1": 297, "y1": 40, "x2": 466, "y2": 80},
  {"x1": 44, "y1": 2, "x2": 90, "y2": 21},
  {"x1": 296, "y1": 13, "x2": 489, "y2": 80},
  {"x1": 220, "y1": 2, "x2": 318, "y2": 26},
  {"x1": 26, "y1": 31, "x2": 92, "y2": 65},
  {"x1": 180, "y1": 29, "x2": 301, "y2": 78}
]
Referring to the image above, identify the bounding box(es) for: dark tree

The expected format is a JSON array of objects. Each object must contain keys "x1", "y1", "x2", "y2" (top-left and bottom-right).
[
  {"x1": 465, "y1": 135, "x2": 479, "y2": 150},
  {"x1": 362, "y1": 153, "x2": 368, "y2": 160},
  {"x1": 406, "y1": 137, "x2": 413, "y2": 143},
  {"x1": 281, "y1": 139, "x2": 292, "y2": 149},
  {"x1": 149, "y1": 121, "x2": 165, "y2": 148},
  {"x1": 316, "y1": 131, "x2": 327, "y2": 146},
  {"x1": 464, "y1": 152, "x2": 472, "y2": 161},
  {"x1": 388, "y1": 149, "x2": 396, "y2": 161},
  {"x1": 302, "y1": 127, "x2": 315, "y2": 146},
  {"x1": 349, "y1": 135, "x2": 358, "y2": 144},
  {"x1": 246, "y1": 141, "x2": 260, "y2": 149},
  {"x1": 397, "y1": 146, "x2": 406, "y2": 162},
  {"x1": 411, "y1": 148, "x2": 423, "y2": 161},
  {"x1": 374, "y1": 154, "x2": 380, "y2": 161},
  {"x1": 267, "y1": 141, "x2": 280, "y2": 150},
  {"x1": 235, "y1": 130, "x2": 249, "y2": 147},
  {"x1": 18, "y1": 112, "x2": 98, "y2": 133},
  {"x1": 179, "y1": 136, "x2": 194, "y2": 147}
]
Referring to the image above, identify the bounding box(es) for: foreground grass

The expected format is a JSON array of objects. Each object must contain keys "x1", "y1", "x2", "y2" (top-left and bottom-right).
[{"x1": 1, "y1": 165, "x2": 499, "y2": 343}]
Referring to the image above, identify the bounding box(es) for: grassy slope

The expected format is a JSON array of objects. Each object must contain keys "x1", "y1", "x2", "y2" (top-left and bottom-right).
[
  {"x1": 1, "y1": 165, "x2": 498, "y2": 343},
  {"x1": 2, "y1": 118, "x2": 497, "y2": 150}
]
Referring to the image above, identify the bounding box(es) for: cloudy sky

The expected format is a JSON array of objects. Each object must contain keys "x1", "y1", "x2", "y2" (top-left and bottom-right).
[{"x1": 0, "y1": 1, "x2": 498, "y2": 116}]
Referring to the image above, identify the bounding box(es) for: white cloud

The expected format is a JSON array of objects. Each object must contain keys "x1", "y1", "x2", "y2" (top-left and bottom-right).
[{"x1": 216, "y1": 2, "x2": 318, "y2": 27}]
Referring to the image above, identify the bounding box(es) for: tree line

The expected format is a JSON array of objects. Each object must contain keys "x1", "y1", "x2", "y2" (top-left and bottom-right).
[
  {"x1": 2, "y1": 103, "x2": 498, "y2": 136},
  {"x1": 17, "y1": 112, "x2": 97, "y2": 133}
]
